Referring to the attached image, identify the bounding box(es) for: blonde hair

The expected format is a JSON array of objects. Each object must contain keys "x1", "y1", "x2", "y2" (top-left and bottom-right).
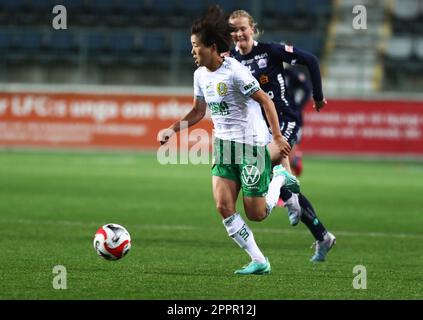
[{"x1": 229, "y1": 10, "x2": 261, "y2": 39}]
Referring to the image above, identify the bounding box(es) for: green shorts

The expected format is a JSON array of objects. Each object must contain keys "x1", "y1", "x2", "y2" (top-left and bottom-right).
[{"x1": 211, "y1": 138, "x2": 271, "y2": 197}]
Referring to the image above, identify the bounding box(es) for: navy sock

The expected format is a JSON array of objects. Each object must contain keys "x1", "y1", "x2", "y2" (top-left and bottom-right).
[
  {"x1": 298, "y1": 193, "x2": 327, "y2": 242},
  {"x1": 279, "y1": 186, "x2": 292, "y2": 202}
]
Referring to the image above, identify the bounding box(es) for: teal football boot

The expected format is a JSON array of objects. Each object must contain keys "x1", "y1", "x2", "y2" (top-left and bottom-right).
[
  {"x1": 234, "y1": 258, "x2": 271, "y2": 275},
  {"x1": 273, "y1": 165, "x2": 300, "y2": 194}
]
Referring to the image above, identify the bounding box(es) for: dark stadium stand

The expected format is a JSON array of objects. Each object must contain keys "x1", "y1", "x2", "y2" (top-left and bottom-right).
[
  {"x1": 0, "y1": 0, "x2": 331, "y2": 86},
  {"x1": 384, "y1": 0, "x2": 423, "y2": 91}
]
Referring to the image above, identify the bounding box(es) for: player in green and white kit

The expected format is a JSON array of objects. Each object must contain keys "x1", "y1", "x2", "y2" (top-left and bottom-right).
[{"x1": 158, "y1": 6, "x2": 297, "y2": 275}]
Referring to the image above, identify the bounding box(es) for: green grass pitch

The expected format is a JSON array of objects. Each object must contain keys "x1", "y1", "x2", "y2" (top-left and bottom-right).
[{"x1": 0, "y1": 150, "x2": 422, "y2": 299}]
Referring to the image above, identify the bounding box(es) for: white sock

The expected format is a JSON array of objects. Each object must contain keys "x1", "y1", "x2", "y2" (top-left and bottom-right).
[
  {"x1": 223, "y1": 212, "x2": 266, "y2": 263},
  {"x1": 265, "y1": 175, "x2": 286, "y2": 215}
]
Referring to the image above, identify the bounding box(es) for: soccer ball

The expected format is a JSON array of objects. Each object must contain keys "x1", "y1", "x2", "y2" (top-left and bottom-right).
[{"x1": 93, "y1": 223, "x2": 131, "y2": 260}]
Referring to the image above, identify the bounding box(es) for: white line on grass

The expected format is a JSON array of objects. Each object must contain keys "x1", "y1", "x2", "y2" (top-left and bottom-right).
[{"x1": 2, "y1": 218, "x2": 423, "y2": 240}]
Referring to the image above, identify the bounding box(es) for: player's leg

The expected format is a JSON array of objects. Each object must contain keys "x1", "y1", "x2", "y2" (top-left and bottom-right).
[
  {"x1": 225, "y1": 144, "x2": 285, "y2": 275},
  {"x1": 288, "y1": 144, "x2": 295, "y2": 166},
  {"x1": 279, "y1": 157, "x2": 302, "y2": 226},
  {"x1": 279, "y1": 152, "x2": 336, "y2": 260},
  {"x1": 242, "y1": 164, "x2": 293, "y2": 221},
  {"x1": 296, "y1": 192, "x2": 327, "y2": 241},
  {"x1": 212, "y1": 175, "x2": 269, "y2": 274},
  {"x1": 269, "y1": 122, "x2": 336, "y2": 260},
  {"x1": 297, "y1": 193, "x2": 336, "y2": 262},
  {"x1": 290, "y1": 145, "x2": 304, "y2": 177},
  {"x1": 289, "y1": 127, "x2": 304, "y2": 177},
  {"x1": 268, "y1": 140, "x2": 302, "y2": 226},
  {"x1": 267, "y1": 142, "x2": 301, "y2": 193},
  {"x1": 242, "y1": 197, "x2": 267, "y2": 221},
  {"x1": 237, "y1": 165, "x2": 299, "y2": 274},
  {"x1": 241, "y1": 144, "x2": 289, "y2": 220},
  {"x1": 212, "y1": 175, "x2": 239, "y2": 219},
  {"x1": 281, "y1": 128, "x2": 336, "y2": 260}
]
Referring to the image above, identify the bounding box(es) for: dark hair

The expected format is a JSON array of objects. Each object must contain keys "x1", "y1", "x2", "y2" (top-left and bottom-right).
[{"x1": 191, "y1": 5, "x2": 235, "y2": 53}]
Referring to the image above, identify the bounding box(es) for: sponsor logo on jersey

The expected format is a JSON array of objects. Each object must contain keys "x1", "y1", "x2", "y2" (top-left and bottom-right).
[
  {"x1": 254, "y1": 53, "x2": 268, "y2": 60},
  {"x1": 243, "y1": 81, "x2": 256, "y2": 92},
  {"x1": 216, "y1": 82, "x2": 228, "y2": 96},
  {"x1": 208, "y1": 101, "x2": 230, "y2": 116},
  {"x1": 242, "y1": 58, "x2": 254, "y2": 65},
  {"x1": 241, "y1": 165, "x2": 261, "y2": 186},
  {"x1": 285, "y1": 45, "x2": 294, "y2": 53}
]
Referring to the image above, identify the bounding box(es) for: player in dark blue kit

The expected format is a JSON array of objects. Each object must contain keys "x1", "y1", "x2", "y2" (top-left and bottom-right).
[
  {"x1": 229, "y1": 10, "x2": 335, "y2": 262},
  {"x1": 284, "y1": 67, "x2": 312, "y2": 177}
]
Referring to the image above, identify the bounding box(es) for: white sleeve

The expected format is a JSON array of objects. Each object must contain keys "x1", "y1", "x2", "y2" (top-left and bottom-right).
[
  {"x1": 233, "y1": 65, "x2": 261, "y2": 97},
  {"x1": 193, "y1": 70, "x2": 204, "y2": 99}
]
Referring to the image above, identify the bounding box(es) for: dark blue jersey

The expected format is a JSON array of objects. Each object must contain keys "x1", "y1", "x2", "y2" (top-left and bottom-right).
[
  {"x1": 231, "y1": 41, "x2": 323, "y2": 126},
  {"x1": 284, "y1": 67, "x2": 312, "y2": 127}
]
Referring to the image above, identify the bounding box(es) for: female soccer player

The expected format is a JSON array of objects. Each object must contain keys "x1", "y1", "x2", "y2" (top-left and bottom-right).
[
  {"x1": 229, "y1": 10, "x2": 336, "y2": 262},
  {"x1": 283, "y1": 66, "x2": 312, "y2": 177},
  {"x1": 158, "y1": 6, "x2": 295, "y2": 274}
]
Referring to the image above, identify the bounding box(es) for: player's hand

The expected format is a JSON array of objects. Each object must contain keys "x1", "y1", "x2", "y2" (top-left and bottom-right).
[
  {"x1": 273, "y1": 135, "x2": 291, "y2": 158},
  {"x1": 313, "y1": 98, "x2": 327, "y2": 112},
  {"x1": 157, "y1": 128, "x2": 175, "y2": 145}
]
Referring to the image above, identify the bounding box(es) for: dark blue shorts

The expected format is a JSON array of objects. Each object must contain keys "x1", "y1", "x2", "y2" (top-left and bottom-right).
[{"x1": 280, "y1": 120, "x2": 300, "y2": 148}]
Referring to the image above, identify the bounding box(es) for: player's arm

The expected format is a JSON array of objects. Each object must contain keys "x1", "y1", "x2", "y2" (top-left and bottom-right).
[
  {"x1": 297, "y1": 78, "x2": 312, "y2": 111},
  {"x1": 287, "y1": 68, "x2": 312, "y2": 110},
  {"x1": 157, "y1": 97, "x2": 207, "y2": 145},
  {"x1": 280, "y1": 45, "x2": 327, "y2": 111},
  {"x1": 250, "y1": 89, "x2": 291, "y2": 158}
]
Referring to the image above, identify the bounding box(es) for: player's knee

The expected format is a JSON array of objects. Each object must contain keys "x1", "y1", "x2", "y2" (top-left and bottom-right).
[
  {"x1": 245, "y1": 209, "x2": 266, "y2": 222},
  {"x1": 248, "y1": 215, "x2": 266, "y2": 222},
  {"x1": 215, "y1": 202, "x2": 235, "y2": 217}
]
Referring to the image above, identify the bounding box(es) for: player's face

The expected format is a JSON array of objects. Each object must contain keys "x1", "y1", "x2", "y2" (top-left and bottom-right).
[
  {"x1": 191, "y1": 34, "x2": 213, "y2": 67},
  {"x1": 229, "y1": 17, "x2": 254, "y2": 51}
]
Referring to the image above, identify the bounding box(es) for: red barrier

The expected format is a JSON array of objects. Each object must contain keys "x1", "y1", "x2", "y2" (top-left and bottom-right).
[
  {"x1": 0, "y1": 91, "x2": 422, "y2": 156},
  {"x1": 301, "y1": 99, "x2": 423, "y2": 156},
  {"x1": 0, "y1": 91, "x2": 212, "y2": 150}
]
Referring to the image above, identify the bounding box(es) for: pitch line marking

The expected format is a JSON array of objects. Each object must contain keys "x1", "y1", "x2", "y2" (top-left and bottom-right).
[{"x1": 2, "y1": 218, "x2": 423, "y2": 240}]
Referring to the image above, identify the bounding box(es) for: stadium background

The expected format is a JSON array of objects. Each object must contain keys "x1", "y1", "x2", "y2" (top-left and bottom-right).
[{"x1": 0, "y1": 0, "x2": 422, "y2": 300}]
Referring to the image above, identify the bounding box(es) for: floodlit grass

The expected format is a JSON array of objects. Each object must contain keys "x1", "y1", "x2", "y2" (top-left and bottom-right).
[{"x1": 0, "y1": 150, "x2": 422, "y2": 299}]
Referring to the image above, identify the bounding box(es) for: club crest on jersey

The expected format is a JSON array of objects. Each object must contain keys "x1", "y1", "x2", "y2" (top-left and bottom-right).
[
  {"x1": 259, "y1": 74, "x2": 269, "y2": 85},
  {"x1": 257, "y1": 58, "x2": 267, "y2": 69},
  {"x1": 216, "y1": 82, "x2": 228, "y2": 96}
]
